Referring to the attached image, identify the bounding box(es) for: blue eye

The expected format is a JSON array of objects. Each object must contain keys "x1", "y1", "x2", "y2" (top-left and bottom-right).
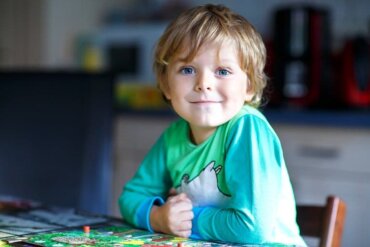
[
  {"x1": 217, "y1": 69, "x2": 230, "y2": 76},
  {"x1": 180, "y1": 67, "x2": 195, "y2": 75}
]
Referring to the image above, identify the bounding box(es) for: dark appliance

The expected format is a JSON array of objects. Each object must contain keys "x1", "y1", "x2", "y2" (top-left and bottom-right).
[{"x1": 272, "y1": 6, "x2": 331, "y2": 107}]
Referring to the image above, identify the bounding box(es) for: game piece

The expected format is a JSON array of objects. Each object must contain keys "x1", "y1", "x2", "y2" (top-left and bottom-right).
[{"x1": 83, "y1": 225, "x2": 90, "y2": 234}]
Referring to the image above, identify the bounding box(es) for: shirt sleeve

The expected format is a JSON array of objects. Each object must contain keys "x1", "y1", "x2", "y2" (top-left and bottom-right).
[
  {"x1": 191, "y1": 114, "x2": 286, "y2": 244},
  {"x1": 118, "y1": 134, "x2": 171, "y2": 231}
]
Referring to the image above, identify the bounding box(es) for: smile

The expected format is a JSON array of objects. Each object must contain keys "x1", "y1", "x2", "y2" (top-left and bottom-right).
[{"x1": 190, "y1": 100, "x2": 222, "y2": 104}]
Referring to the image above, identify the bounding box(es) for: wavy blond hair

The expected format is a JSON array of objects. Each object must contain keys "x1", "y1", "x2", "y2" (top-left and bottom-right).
[{"x1": 153, "y1": 4, "x2": 267, "y2": 107}]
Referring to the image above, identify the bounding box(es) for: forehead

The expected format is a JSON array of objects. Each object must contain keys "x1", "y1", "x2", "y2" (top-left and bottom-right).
[{"x1": 173, "y1": 39, "x2": 239, "y2": 63}]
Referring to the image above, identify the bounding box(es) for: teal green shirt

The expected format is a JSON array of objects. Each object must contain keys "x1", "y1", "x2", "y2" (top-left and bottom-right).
[{"x1": 119, "y1": 105, "x2": 306, "y2": 246}]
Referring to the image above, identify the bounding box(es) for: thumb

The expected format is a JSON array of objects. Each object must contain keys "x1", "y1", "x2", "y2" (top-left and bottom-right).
[{"x1": 168, "y1": 188, "x2": 178, "y2": 197}]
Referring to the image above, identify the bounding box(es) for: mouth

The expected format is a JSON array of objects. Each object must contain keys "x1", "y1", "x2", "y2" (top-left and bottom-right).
[
  {"x1": 190, "y1": 100, "x2": 222, "y2": 104},
  {"x1": 190, "y1": 101, "x2": 222, "y2": 107}
]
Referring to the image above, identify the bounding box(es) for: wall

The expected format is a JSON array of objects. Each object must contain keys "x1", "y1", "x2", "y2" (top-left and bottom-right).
[
  {"x1": 0, "y1": 0, "x2": 369, "y2": 69},
  {"x1": 38, "y1": 0, "x2": 370, "y2": 67},
  {"x1": 0, "y1": 0, "x2": 44, "y2": 67}
]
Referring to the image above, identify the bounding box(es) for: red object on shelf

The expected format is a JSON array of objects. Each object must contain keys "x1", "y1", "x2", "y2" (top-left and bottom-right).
[{"x1": 341, "y1": 37, "x2": 370, "y2": 107}]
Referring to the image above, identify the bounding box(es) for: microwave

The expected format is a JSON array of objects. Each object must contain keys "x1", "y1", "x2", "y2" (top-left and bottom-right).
[{"x1": 80, "y1": 23, "x2": 167, "y2": 83}]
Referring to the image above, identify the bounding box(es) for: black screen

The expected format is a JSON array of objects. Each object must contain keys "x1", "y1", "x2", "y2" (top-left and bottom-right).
[{"x1": 0, "y1": 71, "x2": 113, "y2": 214}]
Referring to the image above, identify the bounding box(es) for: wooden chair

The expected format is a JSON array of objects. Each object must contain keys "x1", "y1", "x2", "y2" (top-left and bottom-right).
[{"x1": 296, "y1": 195, "x2": 346, "y2": 247}]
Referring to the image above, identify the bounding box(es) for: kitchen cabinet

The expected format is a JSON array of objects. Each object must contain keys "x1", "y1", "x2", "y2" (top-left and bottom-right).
[{"x1": 274, "y1": 124, "x2": 370, "y2": 247}]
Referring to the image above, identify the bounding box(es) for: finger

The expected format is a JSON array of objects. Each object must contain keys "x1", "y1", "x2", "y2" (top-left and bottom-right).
[
  {"x1": 167, "y1": 193, "x2": 181, "y2": 202},
  {"x1": 173, "y1": 200, "x2": 193, "y2": 212},
  {"x1": 166, "y1": 188, "x2": 180, "y2": 202},
  {"x1": 167, "y1": 193, "x2": 190, "y2": 203},
  {"x1": 177, "y1": 220, "x2": 192, "y2": 231},
  {"x1": 180, "y1": 210, "x2": 194, "y2": 221},
  {"x1": 171, "y1": 211, "x2": 193, "y2": 226},
  {"x1": 177, "y1": 192, "x2": 190, "y2": 200},
  {"x1": 175, "y1": 229, "x2": 192, "y2": 238},
  {"x1": 168, "y1": 188, "x2": 177, "y2": 196}
]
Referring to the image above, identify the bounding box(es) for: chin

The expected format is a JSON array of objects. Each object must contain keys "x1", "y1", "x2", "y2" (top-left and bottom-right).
[{"x1": 194, "y1": 118, "x2": 230, "y2": 128}]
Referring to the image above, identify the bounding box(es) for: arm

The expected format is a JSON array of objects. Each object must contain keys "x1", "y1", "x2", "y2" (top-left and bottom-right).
[
  {"x1": 191, "y1": 115, "x2": 286, "y2": 244},
  {"x1": 118, "y1": 134, "x2": 171, "y2": 231},
  {"x1": 118, "y1": 134, "x2": 194, "y2": 237}
]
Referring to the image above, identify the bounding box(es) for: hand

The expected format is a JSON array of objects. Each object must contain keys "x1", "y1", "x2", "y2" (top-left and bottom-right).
[
  {"x1": 150, "y1": 193, "x2": 193, "y2": 238},
  {"x1": 167, "y1": 187, "x2": 178, "y2": 198}
]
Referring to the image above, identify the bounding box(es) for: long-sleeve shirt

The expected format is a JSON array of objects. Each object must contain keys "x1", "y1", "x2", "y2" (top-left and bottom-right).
[{"x1": 119, "y1": 105, "x2": 306, "y2": 246}]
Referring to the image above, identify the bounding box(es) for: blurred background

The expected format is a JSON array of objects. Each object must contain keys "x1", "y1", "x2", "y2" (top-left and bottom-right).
[{"x1": 0, "y1": 0, "x2": 369, "y2": 246}]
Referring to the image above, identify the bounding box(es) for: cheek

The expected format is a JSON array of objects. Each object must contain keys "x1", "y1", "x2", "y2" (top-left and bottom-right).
[
  {"x1": 164, "y1": 71, "x2": 176, "y2": 99},
  {"x1": 228, "y1": 81, "x2": 249, "y2": 100},
  {"x1": 165, "y1": 84, "x2": 185, "y2": 102},
  {"x1": 170, "y1": 79, "x2": 192, "y2": 95}
]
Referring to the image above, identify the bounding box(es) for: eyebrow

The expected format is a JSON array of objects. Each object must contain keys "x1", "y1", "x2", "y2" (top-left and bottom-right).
[{"x1": 173, "y1": 57, "x2": 189, "y2": 63}]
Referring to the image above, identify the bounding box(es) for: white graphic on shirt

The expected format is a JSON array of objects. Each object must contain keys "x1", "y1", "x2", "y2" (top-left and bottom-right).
[{"x1": 176, "y1": 161, "x2": 229, "y2": 207}]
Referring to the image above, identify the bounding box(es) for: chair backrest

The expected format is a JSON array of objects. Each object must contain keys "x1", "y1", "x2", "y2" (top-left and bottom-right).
[
  {"x1": 296, "y1": 195, "x2": 346, "y2": 247},
  {"x1": 0, "y1": 71, "x2": 113, "y2": 214}
]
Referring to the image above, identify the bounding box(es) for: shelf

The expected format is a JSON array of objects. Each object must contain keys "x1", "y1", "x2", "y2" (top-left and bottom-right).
[
  {"x1": 263, "y1": 108, "x2": 370, "y2": 128},
  {"x1": 115, "y1": 107, "x2": 370, "y2": 129}
]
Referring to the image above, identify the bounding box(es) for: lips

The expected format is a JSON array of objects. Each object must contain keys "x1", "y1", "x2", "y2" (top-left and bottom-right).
[
  {"x1": 189, "y1": 97, "x2": 222, "y2": 103},
  {"x1": 188, "y1": 94, "x2": 223, "y2": 104},
  {"x1": 190, "y1": 100, "x2": 221, "y2": 103}
]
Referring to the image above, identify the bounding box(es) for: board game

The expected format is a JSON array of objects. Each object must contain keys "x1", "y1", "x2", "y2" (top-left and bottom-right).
[
  {"x1": 2, "y1": 223, "x2": 261, "y2": 247},
  {"x1": 27, "y1": 224, "x2": 238, "y2": 247},
  {"x1": 0, "y1": 196, "x2": 285, "y2": 247},
  {"x1": 0, "y1": 196, "x2": 242, "y2": 246}
]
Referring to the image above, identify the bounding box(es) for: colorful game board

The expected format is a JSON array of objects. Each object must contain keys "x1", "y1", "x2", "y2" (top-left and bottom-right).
[
  {"x1": 0, "y1": 240, "x2": 11, "y2": 247},
  {"x1": 0, "y1": 196, "x2": 108, "y2": 240},
  {"x1": 0, "y1": 196, "x2": 286, "y2": 247},
  {"x1": 12, "y1": 224, "x2": 243, "y2": 247}
]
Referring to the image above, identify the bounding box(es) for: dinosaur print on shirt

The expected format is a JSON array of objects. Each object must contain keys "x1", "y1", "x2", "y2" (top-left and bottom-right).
[{"x1": 176, "y1": 161, "x2": 230, "y2": 207}]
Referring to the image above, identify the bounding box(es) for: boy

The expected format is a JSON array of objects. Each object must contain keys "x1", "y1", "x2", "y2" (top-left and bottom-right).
[{"x1": 119, "y1": 4, "x2": 306, "y2": 246}]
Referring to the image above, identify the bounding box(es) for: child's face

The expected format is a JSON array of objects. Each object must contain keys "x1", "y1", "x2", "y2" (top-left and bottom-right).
[{"x1": 164, "y1": 41, "x2": 253, "y2": 143}]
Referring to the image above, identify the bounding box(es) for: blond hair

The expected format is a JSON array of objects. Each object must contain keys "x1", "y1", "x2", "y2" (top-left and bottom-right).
[{"x1": 153, "y1": 4, "x2": 267, "y2": 107}]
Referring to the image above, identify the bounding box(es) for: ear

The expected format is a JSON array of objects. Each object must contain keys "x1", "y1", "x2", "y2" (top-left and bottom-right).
[
  {"x1": 161, "y1": 83, "x2": 171, "y2": 100},
  {"x1": 245, "y1": 80, "x2": 254, "y2": 102},
  {"x1": 245, "y1": 89, "x2": 254, "y2": 102},
  {"x1": 163, "y1": 87, "x2": 171, "y2": 100}
]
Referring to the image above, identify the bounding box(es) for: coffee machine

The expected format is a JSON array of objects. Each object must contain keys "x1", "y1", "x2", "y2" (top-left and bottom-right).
[{"x1": 271, "y1": 5, "x2": 331, "y2": 108}]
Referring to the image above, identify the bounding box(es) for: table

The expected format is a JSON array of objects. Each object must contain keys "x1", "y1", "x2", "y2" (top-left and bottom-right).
[{"x1": 0, "y1": 196, "x2": 289, "y2": 247}]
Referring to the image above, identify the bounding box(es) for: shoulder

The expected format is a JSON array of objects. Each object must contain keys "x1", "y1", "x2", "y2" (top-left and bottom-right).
[
  {"x1": 224, "y1": 105, "x2": 282, "y2": 149},
  {"x1": 228, "y1": 105, "x2": 275, "y2": 134},
  {"x1": 163, "y1": 118, "x2": 189, "y2": 143},
  {"x1": 225, "y1": 106, "x2": 285, "y2": 167}
]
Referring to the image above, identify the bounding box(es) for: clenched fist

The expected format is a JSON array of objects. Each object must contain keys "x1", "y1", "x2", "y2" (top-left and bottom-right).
[{"x1": 150, "y1": 192, "x2": 194, "y2": 238}]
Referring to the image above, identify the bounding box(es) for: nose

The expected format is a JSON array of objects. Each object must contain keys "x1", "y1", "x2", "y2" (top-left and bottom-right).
[{"x1": 195, "y1": 71, "x2": 213, "y2": 92}]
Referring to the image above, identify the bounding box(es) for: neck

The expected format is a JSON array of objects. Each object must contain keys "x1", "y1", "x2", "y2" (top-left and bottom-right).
[{"x1": 189, "y1": 125, "x2": 216, "y2": 145}]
